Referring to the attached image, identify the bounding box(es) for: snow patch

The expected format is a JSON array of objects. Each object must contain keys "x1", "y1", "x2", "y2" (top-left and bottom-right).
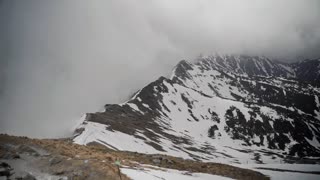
[
  {"x1": 121, "y1": 165, "x2": 233, "y2": 180},
  {"x1": 235, "y1": 164, "x2": 320, "y2": 180},
  {"x1": 127, "y1": 103, "x2": 144, "y2": 114}
]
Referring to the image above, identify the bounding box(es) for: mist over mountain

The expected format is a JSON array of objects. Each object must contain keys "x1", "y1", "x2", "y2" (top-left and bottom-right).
[{"x1": 0, "y1": 0, "x2": 320, "y2": 138}]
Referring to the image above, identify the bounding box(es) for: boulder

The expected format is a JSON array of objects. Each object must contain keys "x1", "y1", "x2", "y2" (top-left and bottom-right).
[
  {"x1": 0, "y1": 162, "x2": 14, "y2": 178},
  {"x1": 152, "y1": 158, "x2": 161, "y2": 165}
]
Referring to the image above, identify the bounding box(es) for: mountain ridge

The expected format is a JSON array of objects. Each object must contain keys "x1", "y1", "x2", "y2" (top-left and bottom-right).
[{"x1": 73, "y1": 55, "x2": 320, "y2": 164}]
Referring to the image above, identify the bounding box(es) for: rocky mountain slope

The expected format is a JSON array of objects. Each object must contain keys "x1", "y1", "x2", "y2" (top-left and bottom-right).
[{"x1": 73, "y1": 55, "x2": 320, "y2": 164}]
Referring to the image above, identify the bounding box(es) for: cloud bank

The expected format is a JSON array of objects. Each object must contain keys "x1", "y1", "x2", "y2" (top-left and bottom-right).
[{"x1": 0, "y1": 0, "x2": 320, "y2": 138}]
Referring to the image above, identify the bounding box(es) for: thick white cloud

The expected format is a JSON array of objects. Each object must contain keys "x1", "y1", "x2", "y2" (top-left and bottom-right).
[{"x1": 0, "y1": 0, "x2": 319, "y2": 137}]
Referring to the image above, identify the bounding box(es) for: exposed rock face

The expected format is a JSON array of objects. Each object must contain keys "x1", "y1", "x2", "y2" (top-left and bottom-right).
[
  {"x1": 74, "y1": 55, "x2": 320, "y2": 164},
  {"x1": 0, "y1": 162, "x2": 14, "y2": 178},
  {"x1": 293, "y1": 59, "x2": 320, "y2": 86}
]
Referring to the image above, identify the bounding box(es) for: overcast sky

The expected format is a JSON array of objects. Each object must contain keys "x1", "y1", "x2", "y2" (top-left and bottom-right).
[{"x1": 0, "y1": 0, "x2": 320, "y2": 138}]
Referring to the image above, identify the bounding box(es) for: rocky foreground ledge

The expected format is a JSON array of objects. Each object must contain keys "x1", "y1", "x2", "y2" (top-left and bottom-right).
[{"x1": 0, "y1": 134, "x2": 268, "y2": 180}]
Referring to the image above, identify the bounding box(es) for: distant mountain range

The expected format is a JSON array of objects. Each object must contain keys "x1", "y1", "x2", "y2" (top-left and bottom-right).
[{"x1": 73, "y1": 55, "x2": 320, "y2": 164}]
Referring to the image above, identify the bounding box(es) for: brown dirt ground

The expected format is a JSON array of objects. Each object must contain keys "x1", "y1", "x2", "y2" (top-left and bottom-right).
[{"x1": 0, "y1": 134, "x2": 269, "y2": 180}]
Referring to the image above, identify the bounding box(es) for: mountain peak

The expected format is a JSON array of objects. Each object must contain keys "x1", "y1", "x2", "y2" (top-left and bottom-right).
[{"x1": 73, "y1": 54, "x2": 320, "y2": 164}]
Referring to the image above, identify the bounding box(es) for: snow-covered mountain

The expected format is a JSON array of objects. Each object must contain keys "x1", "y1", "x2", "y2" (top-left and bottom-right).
[{"x1": 73, "y1": 55, "x2": 320, "y2": 164}]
